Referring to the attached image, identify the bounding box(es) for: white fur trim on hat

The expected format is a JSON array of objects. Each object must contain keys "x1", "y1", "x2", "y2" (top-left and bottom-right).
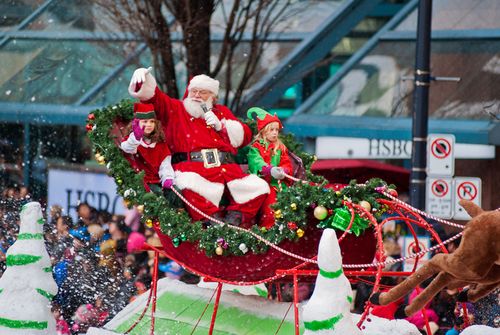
[
  {"x1": 226, "y1": 174, "x2": 270, "y2": 204},
  {"x1": 188, "y1": 75, "x2": 220, "y2": 96},
  {"x1": 222, "y1": 119, "x2": 244, "y2": 148},
  {"x1": 174, "y1": 171, "x2": 224, "y2": 207}
]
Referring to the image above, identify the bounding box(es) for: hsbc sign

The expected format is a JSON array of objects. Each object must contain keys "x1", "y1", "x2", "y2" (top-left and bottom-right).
[
  {"x1": 368, "y1": 139, "x2": 412, "y2": 158},
  {"x1": 316, "y1": 137, "x2": 494, "y2": 160}
]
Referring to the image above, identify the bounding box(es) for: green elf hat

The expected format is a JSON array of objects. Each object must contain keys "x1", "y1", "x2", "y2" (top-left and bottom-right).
[
  {"x1": 134, "y1": 103, "x2": 156, "y2": 119},
  {"x1": 247, "y1": 107, "x2": 282, "y2": 132}
]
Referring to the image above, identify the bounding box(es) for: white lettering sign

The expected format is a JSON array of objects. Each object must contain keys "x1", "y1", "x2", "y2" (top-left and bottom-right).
[
  {"x1": 47, "y1": 169, "x2": 125, "y2": 222},
  {"x1": 316, "y1": 137, "x2": 495, "y2": 159},
  {"x1": 426, "y1": 177, "x2": 453, "y2": 219}
]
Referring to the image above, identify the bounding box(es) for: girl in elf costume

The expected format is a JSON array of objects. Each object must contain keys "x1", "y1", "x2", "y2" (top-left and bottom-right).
[
  {"x1": 121, "y1": 103, "x2": 175, "y2": 192},
  {"x1": 247, "y1": 107, "x2": 293, "y2": 228}
]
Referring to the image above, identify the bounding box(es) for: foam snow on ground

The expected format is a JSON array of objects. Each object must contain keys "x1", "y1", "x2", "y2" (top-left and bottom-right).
[
  {"x1": 461, "y1": 325, "x2": 500, "y2": 335},
  {"x1": 353, "y1": 314, "x2": 421, "y2": 335}
]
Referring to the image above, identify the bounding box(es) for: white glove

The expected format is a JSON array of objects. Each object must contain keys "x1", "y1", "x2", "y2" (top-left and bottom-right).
[
  {"x1": 271, "y1": 167, "x2": 286, "y2": 180},
  {"x1": 204, "y1": 111, "x2": 222, "y2": 131},
  {"x1": 128, "y1": 67, "x2": 153, "y2": 98}
]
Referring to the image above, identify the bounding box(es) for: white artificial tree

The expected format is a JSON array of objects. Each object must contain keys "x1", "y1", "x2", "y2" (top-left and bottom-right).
[
  {"x1": 0, "y1": 202, "x2": 58, "y2": 334},
  {"x1": 302, "y1": 228, "x2": 363, "y2": 334}
]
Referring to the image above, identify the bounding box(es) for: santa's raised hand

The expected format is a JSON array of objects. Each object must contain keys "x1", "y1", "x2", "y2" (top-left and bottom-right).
[{"x1": 128, "y1": 67, "x2": 154, "y2": 98}]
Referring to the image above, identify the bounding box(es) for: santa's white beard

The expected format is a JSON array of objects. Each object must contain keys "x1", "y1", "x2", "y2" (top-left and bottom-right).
[{"x1": 183, "y1": 97, "x2": 214, "y2": 118}]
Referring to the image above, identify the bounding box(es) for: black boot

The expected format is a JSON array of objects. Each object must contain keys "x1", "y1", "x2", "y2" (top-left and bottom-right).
[
  {"x1": 225, "y1": 210, "x2": 242, "y2": 226},
  {"x1": 202, "y1": 212, "x2": 224, "y2": 228}
]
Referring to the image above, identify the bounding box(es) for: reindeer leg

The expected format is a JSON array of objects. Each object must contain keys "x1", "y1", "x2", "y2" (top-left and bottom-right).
[
  {"x1": 373, "y1": 259, "x2": 442, "y2": 306},
  {"x1": 403, "y1": 272, "x2": 452, "y2": 317}
]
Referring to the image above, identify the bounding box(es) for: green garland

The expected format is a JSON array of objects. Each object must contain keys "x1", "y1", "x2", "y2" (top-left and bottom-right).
[{"x1": 87, "y1": 100, "x2": 395, "y2": 257}]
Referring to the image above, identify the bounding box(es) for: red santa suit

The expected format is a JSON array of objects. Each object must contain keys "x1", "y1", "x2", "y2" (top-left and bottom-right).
[
  {"x1": 129, "y1": 71, "x2": 270, "y2": 223},
  {"x1": 121, "y1": 133, "x2": 174, "y2": 191}
]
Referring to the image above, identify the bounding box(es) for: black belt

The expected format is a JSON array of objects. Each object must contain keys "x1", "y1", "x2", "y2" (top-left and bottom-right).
[{"x1": 172, "y1": 149, "x2": 235, "y2": 168}]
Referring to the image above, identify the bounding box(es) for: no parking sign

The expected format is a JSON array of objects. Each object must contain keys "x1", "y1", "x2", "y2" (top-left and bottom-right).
[
  {"x1": 426, "y1": 177, "x2": 453, "y2": 219},
  {"x1": 427, "y1": 134, "x2": 455, "y2": 176},
  {"x1": 453, "y1": 177, "x2": 481, "y2": 220}
]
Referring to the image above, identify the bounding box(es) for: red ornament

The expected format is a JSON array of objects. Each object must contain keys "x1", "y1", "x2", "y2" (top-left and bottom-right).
[
  {"x1": 87, "y1": 113, "x2": 95, "y2": 120},
  {"x1": 85, "y1": 124, "x2": 93, "y2": 131},
  {"x1": 388, "y1": 189, "x2": 398, "y2": 198},
  {"x1": 287, "y1": 222, "x2": 297, "y2": 230},
  {"x1": 328, "y1": 209, "x2": 334, "y2": 216}
]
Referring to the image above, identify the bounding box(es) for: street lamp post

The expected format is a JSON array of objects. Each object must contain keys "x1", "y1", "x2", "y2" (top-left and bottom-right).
[{"x1": 410, "y1": 0, "x2": 432, "y2": 212}]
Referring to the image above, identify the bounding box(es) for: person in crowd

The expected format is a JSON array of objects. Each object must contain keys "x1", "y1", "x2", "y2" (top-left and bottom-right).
[
  {"x1": 75, "y1": 202, "x2": 94, "y2": 227},
  {"x1": 247, "y1": 107, "x2": 293, "y2": 228},
  {"x1": 108, "y1": 219, "x2": 130, "y2": 264},
  {"x1": 120, "y1": 103, "x2": 175, "y2": 193},
  {"x1": 49, "y1": 215, "x2": 74, "y2": 262},
  {"x1": 52, "y1": 303, "x2": 71, "y2": 335},
  {"x1": 128, "y1": 68, "x2": 269, "y2": 226}
]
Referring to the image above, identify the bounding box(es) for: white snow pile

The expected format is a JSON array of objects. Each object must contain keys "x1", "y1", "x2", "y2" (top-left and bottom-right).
[{"x1": 461, "y1": 325, "x2": 500, "y2": 335}]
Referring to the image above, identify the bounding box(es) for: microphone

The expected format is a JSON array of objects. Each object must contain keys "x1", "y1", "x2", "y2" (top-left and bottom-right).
[
  {"x1": 200, "y1": 103, "x2": 214, "y2": 128},
  {"x1": 200, "y1": 103, "x2": 209, "y2": 114}
]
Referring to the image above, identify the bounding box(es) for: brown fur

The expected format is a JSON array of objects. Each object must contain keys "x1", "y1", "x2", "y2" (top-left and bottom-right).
[{"x1": 373, "y1": 200, "x2": 500, "y2": 317}]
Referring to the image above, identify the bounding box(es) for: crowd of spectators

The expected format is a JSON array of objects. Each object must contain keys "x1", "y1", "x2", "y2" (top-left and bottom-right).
[{"x1": 0, "y1": 185, "x2": 197, "y2": 334}]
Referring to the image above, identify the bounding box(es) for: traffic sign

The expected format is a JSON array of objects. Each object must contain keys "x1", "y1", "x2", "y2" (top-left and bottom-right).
[
  {"x1": 426, "y1": 177, "x2": 453, "y2": 219},
  {"x1": 427, "y1": 134, "x2": 455, "y2": 176},
  {"x1": 398, "y1": 236, "x2": 431, "y2": 272},
  {"x1": 453, "y1": 177, "x2": 481, "y2": 220}
]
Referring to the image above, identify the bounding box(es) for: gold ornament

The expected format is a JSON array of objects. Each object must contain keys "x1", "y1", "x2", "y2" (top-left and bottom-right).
[
  {"x1": 274, "y1": 209, "x2": 283, "y2": 219},
  {"x1": 290, "y1": 203, "x2": 297, "y2": 211},
  {"x1": 97, "y1": 156, "x2": 105, "y2": 164},
  {"x1": 145, "y1": 219, "x2": 153, "y2": 228},
  {"x1": 215, "y1": 246, "x2": 224, "y2": 256},
  {"x1": 296, "y1": 229, "x2": 304, "y2": 238},
  {"x1": 335, "y1": 191, "x2": 341, "y2": 196},
  {"x1": 137, "y1": 205, "x2": 144, "y2": 214},
  {"x1": 313, "y1": 205, "x2": 328, "y2": 220},
  {"x1": 94, "y1": 153, "x2": 101, "y2": 160},
  {"x1": 359, "y1": 200, "x2": 371, "y2": 212},
  {"x1": 116, "y1": 179, "x2": 123, "y2": 185}
]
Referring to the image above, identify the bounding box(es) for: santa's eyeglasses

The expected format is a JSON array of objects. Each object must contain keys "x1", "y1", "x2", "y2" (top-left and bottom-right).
[{"x1": 189, "y1": 89, "x2": 211, "y2": 96}]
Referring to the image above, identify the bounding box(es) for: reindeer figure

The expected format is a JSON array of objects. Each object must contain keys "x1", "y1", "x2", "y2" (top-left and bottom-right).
[{"x1": 371, "y1": 200, "x2": 500, "y2": 318}]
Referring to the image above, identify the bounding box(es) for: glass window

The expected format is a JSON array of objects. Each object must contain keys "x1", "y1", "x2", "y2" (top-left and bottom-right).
[
  {"x1": 0, "y1": 39, "x2": 139, "y2": 104},
  {"x1": 85, "y1": 49, "x2": 155, "y2": 106},
  {"x1": 306, "y1": 40, "x2": 500, "y2": 120},
  {"x1": 211, "y1": 1, "x2": 346, "y2": 35},
  {"x1": 0, "y1": 0, "x2": 42, "y2": 32},
  {"x1": 395, "y1": 0, "x2": 500, "y2": 31},
  {"x1": 24, "y1": 0, "x2": 123, "y2": 32}
]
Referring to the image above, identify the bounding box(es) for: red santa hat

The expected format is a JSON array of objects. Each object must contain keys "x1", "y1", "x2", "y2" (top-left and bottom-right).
[
  {"x1": 187, "y1": 74, "x2": 220, "y2": 96},
  {"x1": 247, "y1": 107, "x2": 282, "y2": 132},
  {"x1": 134, "y1": 103, "x2": 156, "y2": 119}
]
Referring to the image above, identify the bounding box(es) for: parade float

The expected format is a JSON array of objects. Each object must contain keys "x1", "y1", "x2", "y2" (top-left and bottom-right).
[{"x1": 86, "y1": 101, "x2": 486, "y2": 335}]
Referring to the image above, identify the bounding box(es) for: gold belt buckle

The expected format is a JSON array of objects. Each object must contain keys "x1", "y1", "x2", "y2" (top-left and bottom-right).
[{"x1": 200, "y1": 148, "x2": 221, "y2": 168}]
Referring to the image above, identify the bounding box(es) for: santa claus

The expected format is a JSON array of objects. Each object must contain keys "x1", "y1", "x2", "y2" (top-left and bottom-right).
[{"x1": 128, "y1": 67, "x2": 270, "y2": 226}]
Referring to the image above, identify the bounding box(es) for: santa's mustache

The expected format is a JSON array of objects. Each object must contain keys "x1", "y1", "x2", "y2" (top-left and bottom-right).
[{"x1": 183, "y1": 97, "x2": 213, "y2": 118}]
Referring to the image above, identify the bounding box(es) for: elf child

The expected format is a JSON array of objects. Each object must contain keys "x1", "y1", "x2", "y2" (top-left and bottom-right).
[
  {"x1": 121, "y1": 103, "x2": 175, "y2": 192},
  {"x1": 247, "y1": 107, "x2": 293, "y2": 228}
]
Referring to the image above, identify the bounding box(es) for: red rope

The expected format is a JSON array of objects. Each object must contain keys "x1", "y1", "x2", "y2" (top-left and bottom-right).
[
  {"x1": 189, "y1": 286, "x2": 219, "y2": 335},
  {"x1": 274, "y1": 303, "x2": 293, "y2": 335}
]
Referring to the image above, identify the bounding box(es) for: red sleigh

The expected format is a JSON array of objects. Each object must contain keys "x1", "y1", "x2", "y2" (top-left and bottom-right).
[{"x1": 111, "y1": 118, "x2": 377, "y2": 283}]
